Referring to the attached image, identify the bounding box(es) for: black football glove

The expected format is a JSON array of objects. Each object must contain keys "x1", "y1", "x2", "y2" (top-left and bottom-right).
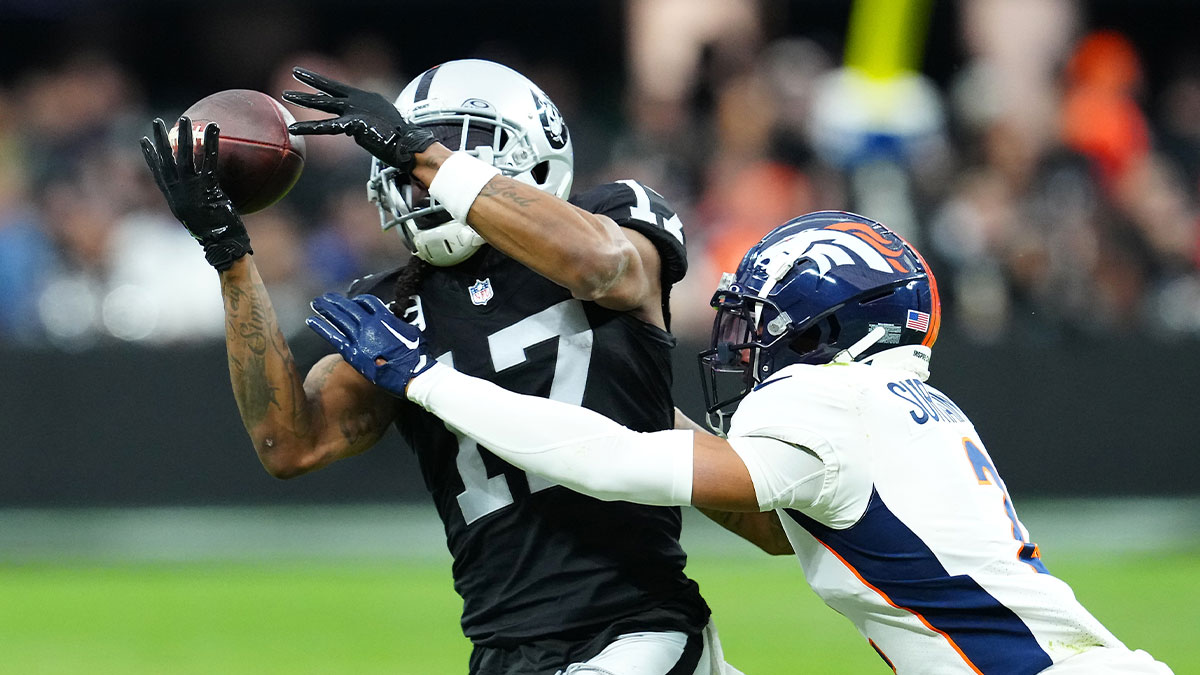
[
  {"x1": 140, "y1": 117, "x2": 252, "y2": 271},
  {"x1": 282, "y1": 67, "x2": 436, "y2": 172}
]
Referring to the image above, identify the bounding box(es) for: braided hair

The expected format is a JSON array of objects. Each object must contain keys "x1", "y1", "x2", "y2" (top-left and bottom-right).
[{"x1": 391, "y1": 255, "x2": 431, "y2": 317}]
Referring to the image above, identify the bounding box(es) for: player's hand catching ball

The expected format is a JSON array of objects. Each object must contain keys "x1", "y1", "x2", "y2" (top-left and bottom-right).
[
  {"x1": 283, "y1": 67, "x2": 436, "y2": 173},
  {"x1": 307, "y1": 293, "x2": 438, "y2": 396},
  {"x1": 140, "y1": 117, "x2": 252, "y2": 271}
]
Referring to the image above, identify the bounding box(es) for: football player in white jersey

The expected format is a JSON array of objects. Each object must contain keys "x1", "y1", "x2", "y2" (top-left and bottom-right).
[{"x1": 307, "y1": 211, "x2": 1174, "y2": 674}]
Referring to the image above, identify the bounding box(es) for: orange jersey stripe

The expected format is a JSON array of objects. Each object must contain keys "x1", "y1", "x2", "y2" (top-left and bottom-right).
[{"x1": 813, "y1": 537, "x2": 985, "y2": 675}]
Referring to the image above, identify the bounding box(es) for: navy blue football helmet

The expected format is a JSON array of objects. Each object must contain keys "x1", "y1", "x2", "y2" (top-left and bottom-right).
[{"x1": 699, "y1": 210, "x2": 941, "y2": 432}]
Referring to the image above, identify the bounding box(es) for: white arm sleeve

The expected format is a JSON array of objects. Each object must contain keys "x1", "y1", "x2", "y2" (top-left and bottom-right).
[
  {"x1": 725, "y1": 435, "x2": 828, "y2": 511},
  {"x1": 407, "y1": 363, "x2": 694, "y2": 506}
]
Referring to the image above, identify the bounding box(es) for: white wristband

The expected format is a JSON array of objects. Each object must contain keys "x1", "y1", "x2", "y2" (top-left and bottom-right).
[{"x1": 427, "y1": 151, "x2": 502, "y2": 224}]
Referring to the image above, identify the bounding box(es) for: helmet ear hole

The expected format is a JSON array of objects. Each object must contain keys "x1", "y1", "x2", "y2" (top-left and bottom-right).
[
  {"x1": 786, "y1": 324, "x2": 824, "y2": 357},
  {"x1": 785, "y1": 316, "x2": 840, "y2": 363},
  {"x1": 532, "y1": 160, "x2": 550, "y2": 185}
]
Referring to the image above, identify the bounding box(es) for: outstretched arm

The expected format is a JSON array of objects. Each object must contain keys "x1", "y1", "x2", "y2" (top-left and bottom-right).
[
  {"x1": 675, "y1": 410, "x2": 794, "y2": 556},
  {"x1": 282, "y1": 67, "x2": 662, "y2": 324},
  {"x1": 405, "y1": 362, "x2": 763, "y2": 509},
  {"x1": 411, "y1": 146, "x2": 657, "y2": 317},
  {"x1": 220, "y1": 259, "x2": 395, "y2": 477},
  {"x1": 306, "y1": 293, "x2": 798, "y2": 513},
  {"x1": 141, "y1": 117, "x2": 394, "y2": 479}
]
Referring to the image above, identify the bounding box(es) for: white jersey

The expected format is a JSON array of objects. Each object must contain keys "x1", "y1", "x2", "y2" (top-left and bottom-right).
[{"x1": 726, "y1": 346, "x2": 1171, "y2": 674}]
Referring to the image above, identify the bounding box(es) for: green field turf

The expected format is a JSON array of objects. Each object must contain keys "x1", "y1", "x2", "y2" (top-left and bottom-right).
[{"x1": 2, "y1": 550, "x2": 1196, "y2": 674}]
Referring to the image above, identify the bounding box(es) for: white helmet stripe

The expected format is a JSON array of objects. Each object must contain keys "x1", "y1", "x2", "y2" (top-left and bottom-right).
[
  {"x1": 804, "y1": 242, "x2": 856, "y2": 276},
  {"x1": 753, "y1": 229, "x2": 896, "y2": 301}
]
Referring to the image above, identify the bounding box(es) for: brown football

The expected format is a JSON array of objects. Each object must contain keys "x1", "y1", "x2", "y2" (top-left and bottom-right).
[{"x1": 171, "y1": 89, "x2": 306, "y2": 214}]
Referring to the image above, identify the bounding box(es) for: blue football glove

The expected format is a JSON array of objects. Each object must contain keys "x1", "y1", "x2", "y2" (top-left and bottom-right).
[{"x1": 306, "y1": 293, "x2": 436, "y2": 396}]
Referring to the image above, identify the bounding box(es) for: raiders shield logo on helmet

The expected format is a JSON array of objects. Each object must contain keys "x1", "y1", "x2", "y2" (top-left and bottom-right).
[{"x1": 531, "y1": 89, "x2": 568, "y2": 150}]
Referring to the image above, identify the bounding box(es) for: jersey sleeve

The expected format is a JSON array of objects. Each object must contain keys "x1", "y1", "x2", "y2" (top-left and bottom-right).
[
  {"x1": 726, "y1": 434, "x2": 828, "y2": 511},
  {"x1": 347, "y1": 267, "x2": 402, "y2": 300},
  {"x1": 728, "y1": 366, "x2": 875, "y2": 529},
  {"x1": 569, "y1": 180, "x2": 688, "y2": 285}
]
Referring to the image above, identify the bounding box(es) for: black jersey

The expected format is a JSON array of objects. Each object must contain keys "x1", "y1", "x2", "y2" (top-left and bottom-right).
[{"x1": 350, "y1": 181, "x2": 708, "y2": 647}]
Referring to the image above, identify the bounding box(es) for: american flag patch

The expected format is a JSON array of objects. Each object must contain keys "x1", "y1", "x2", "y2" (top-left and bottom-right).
[{"x1": 905, "y1": 309, "x2": 930, "y2": 332}]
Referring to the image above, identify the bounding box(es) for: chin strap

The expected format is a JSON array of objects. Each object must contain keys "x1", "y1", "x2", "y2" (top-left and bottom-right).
[{"x1": 704, "y1": 408, "x2": 732, "y2": 439}]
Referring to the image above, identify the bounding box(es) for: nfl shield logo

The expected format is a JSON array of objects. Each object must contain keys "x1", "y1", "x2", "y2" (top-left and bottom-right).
[{"x1": 469, "y1": 278, "x2": 494, "y2": 306}]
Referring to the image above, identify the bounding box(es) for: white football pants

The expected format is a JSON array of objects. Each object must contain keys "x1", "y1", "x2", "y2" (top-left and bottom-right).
[
  {"x1": 560, "y1": 619, "x2": 743, "y2": 675},
  {"x1": 1042, "y1": 647, "x2": 1173, "y2": 674}
]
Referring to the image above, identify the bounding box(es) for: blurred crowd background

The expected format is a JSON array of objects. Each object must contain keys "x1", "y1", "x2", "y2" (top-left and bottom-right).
[
  {"x1": 1, "y1": 21, "x2": 1196, "y2": 674},
  {"x1": 2, "y1": 0, "x2": 1200, "y2": 350}
]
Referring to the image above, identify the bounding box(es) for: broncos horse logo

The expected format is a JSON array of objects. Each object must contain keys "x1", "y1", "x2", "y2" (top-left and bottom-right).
[
  {"x1": 827, "y1": 222, "x2": 917, "y2": 274},
  {"x1": 762, "y1": 224, "x2": 918, "y2": 278}
]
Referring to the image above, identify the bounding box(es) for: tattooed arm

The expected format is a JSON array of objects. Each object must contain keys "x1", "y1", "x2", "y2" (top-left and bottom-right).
[
  {"x1": 220, "y1": 256, "x2": 396, "y2": 478},
  {"x1": 674, "y1": 409, "x2": 795, "y2": 556},
  {"x1": 410, "y1": 146, "x2": 661, "y2": 326}
]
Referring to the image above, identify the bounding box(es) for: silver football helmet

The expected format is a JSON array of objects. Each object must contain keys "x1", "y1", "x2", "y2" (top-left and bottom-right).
[{"x1": 368, "y1": 59, "x2": 575, "y2": 266}]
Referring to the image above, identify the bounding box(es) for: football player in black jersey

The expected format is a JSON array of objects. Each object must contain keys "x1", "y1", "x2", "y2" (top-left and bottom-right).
[{"x1": 142, "y1": 59, "x2": 786, "y2": 674}]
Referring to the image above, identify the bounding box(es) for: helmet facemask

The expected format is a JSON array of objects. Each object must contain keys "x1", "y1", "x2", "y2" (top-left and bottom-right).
[
  {"x1": 367, "y1": 110, "x2": 550, "y2": 266},
  {"x1": 367, "y1": 60, "x2": 576, "y2": 267},
  {"x1": 696, "y1": 211, "x2": 941, "y2": 435},
  {"x1": 697, "y1": 276, "x2": 912, "y2": 435},
  {"x1": 698, "y1": 281, "x2": 818, "y2": 435}
]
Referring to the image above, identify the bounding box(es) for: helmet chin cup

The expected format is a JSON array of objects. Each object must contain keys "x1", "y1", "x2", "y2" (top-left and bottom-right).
[{"x1": 410, "y1": 220, "x2": 485, "y2": 267}]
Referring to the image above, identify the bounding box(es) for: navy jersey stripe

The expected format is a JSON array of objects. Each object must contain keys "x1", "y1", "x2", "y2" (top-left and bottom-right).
[
  {"x1": 752, "y1": 374, "x2": 793, "y2": 392},
  {"x1": 413, "y1": 65, "x2": 440, "y2": 102},
  {"x1": 785, "y1": 491, "x2": 1053, "y2": 674}
]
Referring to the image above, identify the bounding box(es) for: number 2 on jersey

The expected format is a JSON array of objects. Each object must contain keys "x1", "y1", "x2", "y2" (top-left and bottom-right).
[
  {"x1": 962, "y1": 437, "x2": 1048, "y2": 573},
  {"x1": 449, "y1": 300, "x2": 593, "y2": 524}
]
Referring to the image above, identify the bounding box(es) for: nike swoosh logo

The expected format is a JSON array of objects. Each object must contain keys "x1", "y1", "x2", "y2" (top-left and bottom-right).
[{"x1": 382, "y1": 321, "x2": 420, "y2": 349}]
